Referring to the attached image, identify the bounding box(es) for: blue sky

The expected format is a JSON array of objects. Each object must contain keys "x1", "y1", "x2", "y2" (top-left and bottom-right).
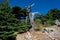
[{"x1": 8, "y1": 0, "x2": 60, "y2": 15}]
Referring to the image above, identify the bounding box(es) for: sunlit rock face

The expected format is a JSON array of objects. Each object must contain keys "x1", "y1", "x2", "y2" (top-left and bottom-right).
[
  {"x1": 43, "y1": 27, "x2": 60, "y2": 40},
  {"x1": 55, "y1": 19, "x2": 60, "y2": 26}
]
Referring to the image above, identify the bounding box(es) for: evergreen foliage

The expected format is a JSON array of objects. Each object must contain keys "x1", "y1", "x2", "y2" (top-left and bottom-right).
[{"x1": 0, "y1": 0, "x2": 31, "y2": 40}]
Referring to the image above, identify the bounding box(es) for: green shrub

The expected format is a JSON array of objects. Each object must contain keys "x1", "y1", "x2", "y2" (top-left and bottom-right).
[
  {"x1": 35, "y1": 19, "x2": 43, "y2": 31},
  {"x1": 0, "y1": 26, "x2": 17, "y2": 40},
  {"x1": 18, "y1": 25, "x2": 31, "y2": 33}
]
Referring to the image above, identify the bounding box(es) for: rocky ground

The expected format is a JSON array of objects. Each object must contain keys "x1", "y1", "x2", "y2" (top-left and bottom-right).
[
  {"x1": 16, "y1": 25, "x2": 60, "y2": 40},
  {"x1": 47, "y1": 25, "x2": 60, "y2": 40}
]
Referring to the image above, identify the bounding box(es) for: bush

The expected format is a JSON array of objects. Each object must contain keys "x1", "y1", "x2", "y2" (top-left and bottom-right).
[
  {"x1": 35, "y1": 19, "x2": 43, "y2": 31},
  {"x1": 0, "y1": 26, "x2": 17, "y2": 40},
  {"x1": 35, "y1": 24, "x2": 43, "y2": 31},
  {"x1": 44, "y1": 20, "x2": 55, "y2": 27},
  {"x1": 18, "y1": 25, "x2": 31, "y2": 33},
  {"x1": 0, "y1": 0, "x2": 31, "y2": 40}
]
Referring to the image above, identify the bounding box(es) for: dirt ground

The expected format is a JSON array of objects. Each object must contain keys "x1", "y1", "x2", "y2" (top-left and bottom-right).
[
  {"x1": 16, "y1": 32, "x2": 51, "y2": 40},
  {"x1": 16, "y1": 25, "x2": 60, "y2": 40}
]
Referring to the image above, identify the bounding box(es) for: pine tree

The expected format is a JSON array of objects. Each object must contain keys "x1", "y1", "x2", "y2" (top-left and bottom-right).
[
  {"x1": 0, "y1": 0, "x2": 31, "y2": 40},
  {"x1": 0, "y1": 0, "x2": 20, "y2": 40}
]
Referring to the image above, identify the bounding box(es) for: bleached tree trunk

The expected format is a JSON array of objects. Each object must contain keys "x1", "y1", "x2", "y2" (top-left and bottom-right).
[{"x1": 29, "y1": 13, "x2": 35, "y2": 32}]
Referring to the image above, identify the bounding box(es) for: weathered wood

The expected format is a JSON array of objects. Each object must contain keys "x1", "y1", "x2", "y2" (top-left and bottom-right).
[{"x1": 24, "y1": 31, "x2": 31, "y2": 40}]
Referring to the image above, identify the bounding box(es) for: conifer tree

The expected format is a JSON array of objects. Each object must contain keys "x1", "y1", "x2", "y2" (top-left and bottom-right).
[{"x1": 0, "y1": 0, "x2": 20, "y2": 40}]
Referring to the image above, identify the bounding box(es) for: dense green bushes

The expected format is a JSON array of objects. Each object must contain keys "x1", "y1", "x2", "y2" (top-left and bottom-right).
[
  {"x1": 18, "y1": 21, "x2": 31, "y2": 33},
  {"x1": 0, "y1": 0, "x2": 31, "y2": 40},
  {"x1": 35, "y1": 8, "x2": 60, "y2": 28},
  {"x1": 0, "y1": 26, "x2": 17, "y2": 40}
]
